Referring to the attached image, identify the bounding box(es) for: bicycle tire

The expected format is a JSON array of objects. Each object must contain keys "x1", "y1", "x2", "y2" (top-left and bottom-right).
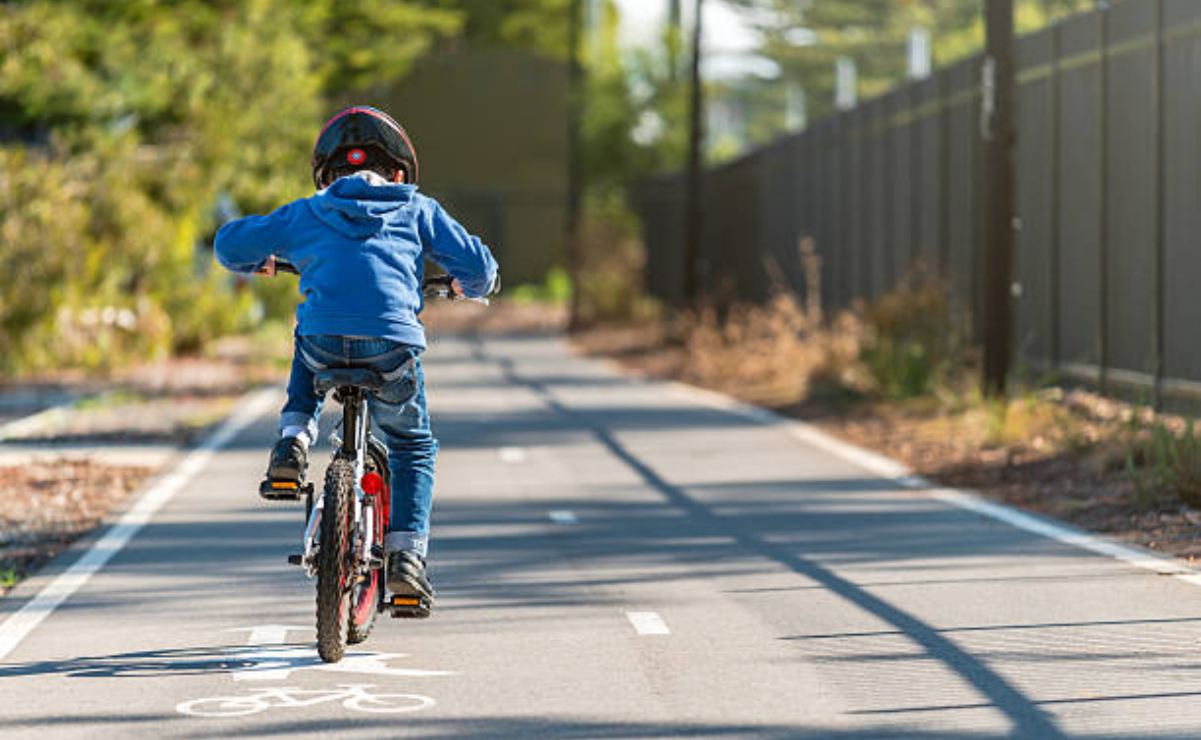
[{"x1": 316, "y1": 457, "x2": 354, "y2": 663}]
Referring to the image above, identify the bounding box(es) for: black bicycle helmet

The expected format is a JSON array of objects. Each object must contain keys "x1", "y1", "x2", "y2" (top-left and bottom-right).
[{"x1": 311, "y1": 106, "x2": 419, "y2": 189}]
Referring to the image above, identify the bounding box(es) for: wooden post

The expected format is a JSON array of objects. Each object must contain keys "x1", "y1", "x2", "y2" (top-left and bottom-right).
[
  {"x1": 682, "y1": 0, "x2": 705, "y2": 308},
  {"x1": 981, "y1": 0, "x2": 1017, "y2": 397},
  {"x1": 567, "y1": 0, "x2": 585, "y2": 329}
]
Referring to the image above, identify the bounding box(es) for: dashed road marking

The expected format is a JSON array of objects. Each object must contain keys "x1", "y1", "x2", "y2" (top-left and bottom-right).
[
  {"x1": 626, "y1": 611, "x2": 671, "y2": 636},
  {"x1": 548, "y1": 510, "x2": 578, "y2": 525},
  {"x1": 498, "y1": 446, "x2": 527, "y2": 463}
]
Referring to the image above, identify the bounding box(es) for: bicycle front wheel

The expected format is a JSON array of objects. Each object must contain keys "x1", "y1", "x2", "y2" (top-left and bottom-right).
[{"x1": 316, "y1": 457, "x2": 355, "y2": 663}]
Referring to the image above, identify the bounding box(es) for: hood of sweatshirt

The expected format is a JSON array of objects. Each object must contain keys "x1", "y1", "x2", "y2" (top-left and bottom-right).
[{"x1": 306, "y1": 171, "x2": 416, "y2": 238}]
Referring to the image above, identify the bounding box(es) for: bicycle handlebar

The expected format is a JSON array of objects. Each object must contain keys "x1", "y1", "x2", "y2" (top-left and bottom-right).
[{"x1": 268, "y1": 259, "x2": 487, "y2": 304}]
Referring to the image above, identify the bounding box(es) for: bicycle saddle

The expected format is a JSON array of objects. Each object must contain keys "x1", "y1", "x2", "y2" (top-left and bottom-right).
[{"x1": 313, "y1": 368, "x2": 387, "y2": 395}]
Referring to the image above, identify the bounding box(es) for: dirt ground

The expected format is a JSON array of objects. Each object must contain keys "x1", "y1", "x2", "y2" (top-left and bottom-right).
[{"x1": 0, "y1": 461, "x2": 153, "y2": 596}]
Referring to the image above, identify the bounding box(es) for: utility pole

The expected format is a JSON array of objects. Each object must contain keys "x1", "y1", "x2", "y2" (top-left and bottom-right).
[
  {"x1": 567, "y1": 0, "x2": 585, "y2": 329},
  {"x1": 981, "y1": 0, "x2": 1016, "y2": 397},
  {"x1": 667, "y1": 0, "x2": 683, "y2": 83},
  {"x1": 682, "y1": 0, "x2": 705, "y2": 308}
]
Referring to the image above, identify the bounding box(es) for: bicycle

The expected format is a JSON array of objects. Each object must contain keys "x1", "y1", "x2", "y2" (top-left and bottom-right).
[
  {"x1": 260, "y1": 260, "x2": 483, "y2": 663},
  {"x1": 176, "y1": 683, "x2": 434, "y2": 718}
]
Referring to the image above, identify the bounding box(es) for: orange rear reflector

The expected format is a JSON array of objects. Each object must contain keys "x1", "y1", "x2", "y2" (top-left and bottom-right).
[
  {"x1": 271, "y1": 481, "x2": 299, "y2": 490},
  {"x1": 391, "y1": 597, "x2": 420, "y2": 606}
]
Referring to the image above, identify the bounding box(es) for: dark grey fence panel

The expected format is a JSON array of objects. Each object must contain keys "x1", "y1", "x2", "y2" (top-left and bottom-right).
[
  {"x1": 1104, "y1": 0, "x2": 1158, "y2": 379},
  {"x1": 944, "y1": 58, "x2": 979, "y2": 316},
  {"x1": 915, "y1": 75, "x2": 944, "y2": 267},
  {"x1": 637, "y1": 177, "x2": 685, "y2": 307},
  {"x1": 866, "y1": 98, "x2": 889, "y2": 299},
  {"x1": 1016, "y1": 29, "x2": 1056, "y2": 369},
  {"x1": 1056, "y1": 12, "x2": 1103, "y2": 370},
  {"x1": 633, "y1": 0, "x2": 1201, "y2": 403},
  {"x1": 847, "y1": 107, "x2": 867, "y2": 304},
  {"x1": 1162, "y1": 0, "x2": 1201, "y2": 385},
  {"x1": 888, "y1": 89, "x2": 914, "y2": 274}
]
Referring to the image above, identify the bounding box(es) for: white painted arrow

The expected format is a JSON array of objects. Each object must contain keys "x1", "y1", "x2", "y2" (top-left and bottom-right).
[
  {"x1": 226, "y1": 625, "x2": 312, "y2": 681},
  {"x1": 224, "y1": 625, "x2": 454, "y2": 682},
  {"x1": 228, "y1": 625, "x2": 309, "y2": 646}
]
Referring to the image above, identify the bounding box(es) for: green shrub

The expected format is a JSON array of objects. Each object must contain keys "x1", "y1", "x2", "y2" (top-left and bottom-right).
[
  {"x1": 1125, "y1": 416, "x2": 1201, "y2": 509},
  {"x1": 859, "y1": 270, "x2": 960, "y2": 400}
]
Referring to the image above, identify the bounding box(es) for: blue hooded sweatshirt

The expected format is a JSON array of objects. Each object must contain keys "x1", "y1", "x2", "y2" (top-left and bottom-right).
[{"x1": 214, "y1": 172, "x2": 499, "y2": 349}]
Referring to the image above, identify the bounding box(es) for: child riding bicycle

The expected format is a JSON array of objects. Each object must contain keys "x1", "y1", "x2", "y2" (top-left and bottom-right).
[{"x1": 214, "y1": 106, "x2": 499, "y2": 614}]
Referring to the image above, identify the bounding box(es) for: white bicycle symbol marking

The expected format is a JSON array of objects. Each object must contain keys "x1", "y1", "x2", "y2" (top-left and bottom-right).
[{"x1": 176, "y1": 683, "x2": 434, "y2": 718}]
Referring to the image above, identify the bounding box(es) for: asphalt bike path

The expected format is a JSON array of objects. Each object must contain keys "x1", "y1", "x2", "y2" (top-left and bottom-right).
[{"x1": 4, "y1": 334, "x2": 1201, "y2": 738}]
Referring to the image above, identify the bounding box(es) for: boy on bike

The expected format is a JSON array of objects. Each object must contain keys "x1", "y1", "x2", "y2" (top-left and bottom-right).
[{"x1": 214, "y1": 106, "x2": 499, "y2": 615}]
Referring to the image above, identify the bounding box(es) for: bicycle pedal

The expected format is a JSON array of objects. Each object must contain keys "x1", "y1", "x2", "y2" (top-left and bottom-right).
[
  {"x1": 388, "y1": 594, "x2": 432, "y2": 619},
  {"x1": 259, "y1": 480, "x2": 310, "y2": 501},
  {"x1": 286, "y1": 554, "x2": 303, "y2": 566}
]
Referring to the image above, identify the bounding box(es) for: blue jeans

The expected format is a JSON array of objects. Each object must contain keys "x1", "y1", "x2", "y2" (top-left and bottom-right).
[{"x1": 280, "y1": 334, "x2": 437, "y2": 557}]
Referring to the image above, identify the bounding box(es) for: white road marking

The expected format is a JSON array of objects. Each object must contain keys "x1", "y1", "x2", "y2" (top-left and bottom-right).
[
  {"x1": 177, "y1": 684, "x2": 435, "y2": 717},
  {"x1": 498, "y1": 446, "x2": 527, "y2": 463},
  {"x1": 231, "y1": 624, "x2": 310, "y2": 647},
  {"x1": 626, "y1": 611, "x2": 671, "y2": 635},
  {"x1": 0, "y1": 404, "x2": 70, "y2": 442},
  {"x1": 0, "y1": 388, "x2": 278, "y2": 662},
  {"x1": 670, "y1": 380, "x2": 1201, "y2": 584},
  {"x1": 548, "y1": 509, "x2": 578, "y2": 525},
  {"x1": 231, "y1": 647, "x2": 455, "y2": 682}
]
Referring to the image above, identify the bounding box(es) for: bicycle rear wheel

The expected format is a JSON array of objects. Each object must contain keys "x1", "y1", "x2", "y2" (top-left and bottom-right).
[{"x1": 316, "y1": 457, "x2": 354, "y2": 663}]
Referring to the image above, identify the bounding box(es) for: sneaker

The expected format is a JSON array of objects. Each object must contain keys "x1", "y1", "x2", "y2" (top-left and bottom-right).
[
  {"x1": 265, "y1": 436, "x2": 308, "y2": 484},
  {"x1": 386, "y1": 550, "x2": 435, "y2": 606}
]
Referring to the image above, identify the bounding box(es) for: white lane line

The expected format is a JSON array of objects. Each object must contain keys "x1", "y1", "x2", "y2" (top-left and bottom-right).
[
  {"x1": 548, "y1": 509, "x2": 579, "y2": 525},
  {"x1": 0, "y1": 387, "x2": 278, "y2": 662},
  {"x1": 626, "y1": 611, "x2": 671, "y2": 636},
  {"x1": 498, "y1": 446, "x2": 527, "y2": 463},
  {"x1": 670, "y1": 380, "x2": 1201, "y2": 584},
  {"x1": 0, "y1": 404, "x2": 71, "y2": 442}
]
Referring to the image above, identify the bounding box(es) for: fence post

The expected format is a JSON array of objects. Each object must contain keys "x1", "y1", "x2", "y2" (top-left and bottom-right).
[
  {"x1": 864, "y1": 110, "x2": 874, "y2": 297},
  {"x1": 682, "y1": 0, "x2": 706, "y2": 308},
  {"x1": 939, "y1": 70, "x2": 951, "y2": 274},
  {"x1": 1153, "y1": 0, "x2": 1167, "y2": 407},
  {"x1": 910, "y1": 86, "x2": 922, "y2": 271},
  {"x1": 1098, "y1": 5, "x2": 1110, "y2": 395},
  {"x1": 1049, "y1": 24, "x2": 1062, "y2": 372},
  {"x1": 884, "y1": 99, "x2": 895, "y2": 290},
  {"x1": 845, "y1": 109, "x2": 855, "y2": 306},
  {"x1": 981, "y1": 0, "x2": 1018, "y2": 397}
]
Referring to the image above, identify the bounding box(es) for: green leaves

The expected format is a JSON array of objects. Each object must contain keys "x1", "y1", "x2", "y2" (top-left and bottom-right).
[{"x1": 0, "y1": 0, "x2": 461, "y2": 372}]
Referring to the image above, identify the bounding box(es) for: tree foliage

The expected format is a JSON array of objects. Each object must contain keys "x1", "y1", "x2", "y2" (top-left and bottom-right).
[
  {"x1": 728, "y1": 0, "x2": 1096, "y2": 122},
  {"x1": 0, "y1": 0, "x2": 460, "y2": 373}
]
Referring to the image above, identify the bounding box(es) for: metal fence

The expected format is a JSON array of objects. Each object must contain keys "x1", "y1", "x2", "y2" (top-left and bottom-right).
[{"x1": 634, "y1": 0, "x2": 1201, "y2": 402}]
